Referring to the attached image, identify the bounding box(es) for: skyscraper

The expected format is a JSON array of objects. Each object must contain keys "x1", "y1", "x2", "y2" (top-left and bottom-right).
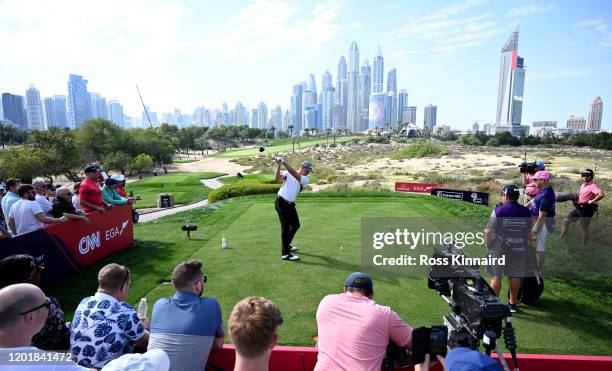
[
  {"x1": 359, "y1": 59, "x2": 371, "y2": 131},
  {"x1": 368, "y1": 94, "x2": 385, "y2": 130},
  {"x1": 588, "y1": 96, "x2": 603, "y2": 131},
  {"x1": 44, "y1": 95, "x2": 68, "y2": 129},
  {"x1": 67, "y1": 74, "x2": 92, "y2": 128},
  {"x1": 386, "y1": 68, "x2": 398, "y2": 124},
  {"x1": 406, "y1": 106, "x2": 417, "y2": 125},
  {"x1": 322, "y1": 84, "x2": 335, "y2": 131},
  {"x1": 258, "y1": 102, "x2": 268, "y2": 129},
  {"x1": 335, "y1": 56, "x2": 348, "y2": 130},
  {"x1": 291, "y1": 83, "x2": 304, "y2": 132},
  {"x1": 25, "y1": 85, "x2": 45, "y2": 130},
  {"x1": 233, "y1": 102, "x2": 248, "y2": 125},
  {"x1": 251, "y1": 108, "x2": 259, "y2": 129},
  {"x1": 495, "y1": 25, "x2": 526, "y2": 136},
  {"x1": 424, "y1": 105, "x2": 437, "y2": 131},
  {"x1": 386, "y1": 68, "x2": 397, "y2": 95},
  {"x1": 346, "y1": 42, "x2": 361, "y2": 132},
  {"x1": 398, "y1": 90, "x2": 408, "y2": 123},
  {"x1": 372, "y1": 46, "x2": 384, "y2": 94},
  {"x1": 271, "y1": 105, "x2": 282, "y2": 130},
  {"x1": 308, "y1": 74, "x2": 317, "y2": 105},
  {"x1": 108, "y1": 99, "x2": 124, "y2": 127},
  {"x1": 566, "y1": 115, "x2": 586, "y2": 130},
  {"x1": 90, "y1": 93, "x2": 109, "y2": 120},
  {"x1": 1, "y1": 93, "x2": 27, "y2": 129},
  {"x1": 322, "y1": 70, "x2": 332, "y2": 90}
]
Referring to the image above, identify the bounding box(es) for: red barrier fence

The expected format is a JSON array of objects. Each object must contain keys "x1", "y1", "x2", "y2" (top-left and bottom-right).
[
  {"x1": 0, "y1": 205, "x2": 134, "y2": 286},
  {"x1": 395, "y1": 182, "x2": 442, "y2": 193},
  {"x1": 208, "y1": 345, "x2": 612, "y2": 371}
]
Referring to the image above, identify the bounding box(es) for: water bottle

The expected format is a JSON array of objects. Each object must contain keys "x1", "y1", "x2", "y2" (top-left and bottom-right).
[
  {"x1": 221, "y1": 234, "x2": 228, "y2": 249},
  {"x1": 137, "y1": 298, "x2": 148, "y2": 318}
]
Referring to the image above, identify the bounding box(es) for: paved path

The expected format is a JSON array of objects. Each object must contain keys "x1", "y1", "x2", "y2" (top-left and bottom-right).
[{"x1": 138, "y1": 175, "x2": 228, "y2": 223}]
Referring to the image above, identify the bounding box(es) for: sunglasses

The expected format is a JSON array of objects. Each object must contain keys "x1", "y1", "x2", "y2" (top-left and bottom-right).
[{"x1": 20, "y1": 297, "x2": 51, "y2": 316}]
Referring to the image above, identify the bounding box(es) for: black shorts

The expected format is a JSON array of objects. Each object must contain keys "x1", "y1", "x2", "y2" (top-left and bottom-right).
[
  {"x1": 566, "y1": 204, "x2": 598, "y2": 227},
  {"x1": 486, "y1": 248, "x2": 534, "y2": 278}
]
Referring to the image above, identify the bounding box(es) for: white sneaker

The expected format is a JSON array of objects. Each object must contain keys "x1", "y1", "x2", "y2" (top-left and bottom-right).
[
  {"x1": 281, "y1": 254, "x2": 300, "y2": 261},
  {"x1": 289, "y1": 245, "x2": 299, "y2": 252}
]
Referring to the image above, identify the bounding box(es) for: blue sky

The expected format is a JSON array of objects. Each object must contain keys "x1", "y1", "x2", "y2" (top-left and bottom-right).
[{"x1": 1, "y1": 0, "x2": 611, "y2": 130}]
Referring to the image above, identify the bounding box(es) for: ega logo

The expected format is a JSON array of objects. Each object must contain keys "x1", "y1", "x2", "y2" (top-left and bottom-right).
[{"x1": 79, "y1": 220, "x2": 130, "y2": 255}]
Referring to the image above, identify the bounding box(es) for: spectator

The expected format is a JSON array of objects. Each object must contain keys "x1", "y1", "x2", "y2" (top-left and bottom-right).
[
  {"x1": 523, "y1": 161, "x2": 545, "y2": 202},
  {"x1": 2, "y1": 178, "x2": 21, "y2": 232},
  {"x1": 52, "y1": 187, "x2": 90, "y2": 224},
  {"x1": 102, "y1": 178, "x2": 134, "y2": 206},
  {"x1": 101, "y1": 348, "x2": 170, "y2": 371},
  {"x1": 229, "y1": 297, "x2": 283, "y2": 371},
  {"x1": 46, "y1": 183, "x2": 58, "y2": 200},
  {"x1": 526, "y1": 171, "x2": 556, "y2": 269},
  {"x1": 70, "y1": 263, "x2": 149, "y2": 369},
  {"x1": 314, "y1": 272, "x2": 413, "y2": 371},
  {"x1": 32, "y1": 177, "x2": 53, "y2": 216},
  {"x1": 111, "y1": 174, "x2": 128, "y2": 198},
  {"x1": 148, "y1": 260, "x2": 224, "y2": 371},
  {"x1": 560, "y1": 169, "x2": 605, "y2": 245},
  {"x1": 0, "y1": 254, "x2": 71, "y2": 350},
  {"x1": 72, "y1": 182, "x2": 82, "y2": 212},
  {"x1": 79, "y1": 165, "x2": 111, "y2": 213},
  {"x1": 8, "y1": 184, "x2": 68, "y2": 236},
  {"x1": 0, "y1": 283, "x2": 90, "y2": 371}
]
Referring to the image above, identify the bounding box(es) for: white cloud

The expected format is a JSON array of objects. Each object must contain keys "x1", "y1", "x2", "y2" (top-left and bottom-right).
[
  {"x1": 573, "y1": 19, "x2": 612, "y2": 49},
  {"x1": 506, "y1": 3, "x2": 555, "y2": 18}
]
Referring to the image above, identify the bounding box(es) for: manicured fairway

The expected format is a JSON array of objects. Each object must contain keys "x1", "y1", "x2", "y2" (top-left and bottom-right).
[
  {"x1": 213, "y1": 136, "x2": 358, "y2": 158},
  {"x1": 49, "y1": 193, "x2": 612, "y2": 355}
]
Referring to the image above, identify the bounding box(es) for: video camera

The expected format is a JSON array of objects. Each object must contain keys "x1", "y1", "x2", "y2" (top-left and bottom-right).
[
  {"x1": 518, "y1": 161, "x2": 537, "y2": 174},
  {"x1": 413, "y1": 244, "x2": 518, "y2": 371}
]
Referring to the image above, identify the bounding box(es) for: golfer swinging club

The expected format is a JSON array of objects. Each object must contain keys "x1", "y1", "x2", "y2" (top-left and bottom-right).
[{"x1": 274, "y1": 157, "x2": 313, "y2": 261}]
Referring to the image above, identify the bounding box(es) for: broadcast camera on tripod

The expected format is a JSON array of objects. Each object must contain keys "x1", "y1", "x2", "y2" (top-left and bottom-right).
[{"x1": 415, "y1": 244, "x2": 520, "y2": 371}]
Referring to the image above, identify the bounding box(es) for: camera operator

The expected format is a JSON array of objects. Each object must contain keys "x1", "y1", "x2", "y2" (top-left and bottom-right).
[
  {"x1": 526, "y1": 171, "x2": 555, "y2": 270},
  {"x1": 274, "y1": 157, "x2": 312, "y2": 262},
  {"x1": 522, "y1": 160, "x2": 545, "y2": 203},
  {"x1": 484, "y1": 185, "x2": 534, "y2": 313},
  {"x1": 314, "y1": 272, "x2": 413, "y2": 371},
  {"x1": 414, "y1": 348, "x2": 501, "y2": 371},
  {"x1": 559, "y1": 169, "x2": 605, "y2": 246}
]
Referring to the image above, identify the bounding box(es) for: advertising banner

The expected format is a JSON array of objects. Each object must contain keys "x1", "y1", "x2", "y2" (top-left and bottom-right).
[
  {"x1": 431, "y1": 188, "x2": 489, "y2": 206},
  {"x1": 395, "y1": 182, "x2": 441, "y2": 193}
]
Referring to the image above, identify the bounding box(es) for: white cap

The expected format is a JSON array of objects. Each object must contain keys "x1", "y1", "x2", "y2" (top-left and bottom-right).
[
  {"x1": 111, "y1": 174, "x2": 126, "y2": 182},
  {"x1": 101, "y1": 349, "x2": 170, "y2": 371}
]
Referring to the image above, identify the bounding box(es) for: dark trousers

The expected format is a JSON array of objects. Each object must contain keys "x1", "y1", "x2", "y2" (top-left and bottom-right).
[{"x1": 275, "y1": 196, "x2": 300, "y2": 255}]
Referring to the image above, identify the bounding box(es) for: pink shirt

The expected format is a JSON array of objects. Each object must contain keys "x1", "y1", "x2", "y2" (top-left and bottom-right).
[
  {"x1": 314, "y1": 293, "x2": 412, "y2": 371},
  {"x1": 525, "y1": 173, "x2": 538, "y2": 196},
  {"x1": 578, "y1": 181, "x2": 603, "y2": 204}
]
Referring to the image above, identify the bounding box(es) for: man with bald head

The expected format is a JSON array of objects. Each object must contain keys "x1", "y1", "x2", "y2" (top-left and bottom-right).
[{"x1": 0, "y1": 283, "x2": 90, "y2": 370}]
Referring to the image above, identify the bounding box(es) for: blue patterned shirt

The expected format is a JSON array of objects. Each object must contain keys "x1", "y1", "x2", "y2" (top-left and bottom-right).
[{"x1": 70, "y1": 292, "x2": 145, "y2": 369}]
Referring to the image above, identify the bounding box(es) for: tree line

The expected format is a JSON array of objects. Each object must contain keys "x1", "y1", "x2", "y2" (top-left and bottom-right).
[{"x1": 437, "y1": 131, "x2": 612, "y2": 150}]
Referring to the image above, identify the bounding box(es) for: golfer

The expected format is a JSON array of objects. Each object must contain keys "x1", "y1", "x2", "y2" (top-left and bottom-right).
[{"x1": 274, "y1": 158, "x2": 313, "y2": 261}]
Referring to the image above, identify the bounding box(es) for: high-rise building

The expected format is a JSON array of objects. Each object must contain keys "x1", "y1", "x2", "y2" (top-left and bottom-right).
[
  {"x1": 368, "y1": 93, "x2": 385, "y2": 130},
  {"x1": 566, "y1": 115, "x2": 586, "y2": 130},
  {"x1": 291, "y1": 83, "x2": 304, "y2": 132},
  {"x1": 495, "y1": 25, "x2": 526, "y2": 136},
  {"x1": 271, "y1": 105, "x2": 282, "y2": 130},
  {"x1": 258, "y1": 102, "x2": 268, "y2": 129},
  {"x1": 108, "y1": 99, "x2": 124, "y2": 127},
  {"x1": 346, "y1": 42, "x2": 360, "y2": 132},
  {"x1": 251, "y1": 109, "x2": 259, "y2": 129},
  {"x1": 282, "y1": 109, "x2": 290, "y2": 131},
  {"x1": 387, "y1": 68, "x2": 397, "y2": 94},
  {"x1": 359, "y1": 59, "x2": 371, "y2": 132},
  {"x1": 44, "y1": 95, "x2": 68, "y2": 129},
  {"x1": 372, "y1": 46, "x2": 384, "y2": 94},
  {"x1": 233, "y1": 102, "x2": 248, "y2": 125},
  {"x1": 405, "y1": 106, "x2": 417, "y2": 125},
  {"x1": 472, "y1": 122, "x2": 480, "y2": 133},
  {"x1": 90, "y1": 92, "x2": 109, "y2": 120},
  {"x1": 141, "y1": 106, "x2": 159, "y2": 128},
  {"x1": 384, "y1": 93, "x2": 396, "y2": 127},
  {"x1": 588, "y1": 96, "x2": 603, "y2": 131},
  {"x1": 483, "y1": 123, "x2": 492, "y2": 135},
  {"x1": 386, "y1": 68, "x2": 398, "y2": 124},
  {"x1": 308, "y1": 74, "x2": 317, "y2": 105},
  {"x1": 424, "y1": 105, "x2": 437, "y2": 131},
  {"x1": 322, "y1": 84, "x2": 335, "y2": 131},
  {"x1": 322, "y1": 70, "x2": 332, "y2": 90},
  {"x1": 335, "y1": 56, "x2": 348, "y2": 130},
  {"x1": 67, "y1": 74, "x2": 92, "y2": 128},
  {"x1": 25, "y1": 85, "x2": 45, "y2": 130},
  {"x1": 1, "y1": 93, "x2": 27, "y2": 129},
  {"x1": 398, "y1": 90, "x2": 408, "y2": 123}
]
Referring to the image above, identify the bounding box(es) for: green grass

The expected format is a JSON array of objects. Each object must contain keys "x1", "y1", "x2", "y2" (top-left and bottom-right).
[
  {"x1": 48, "y1": 193, "x2": 611, "y2": 355},
  {"x1": 127, "y1": 172, "x2": 225, "y2": 208},
  {"x1": 213, "y1": 136, "x2": 359, "y2": 158},
  {"x1": 171, "y1": 159, "x2": 197, "y2": 163}
]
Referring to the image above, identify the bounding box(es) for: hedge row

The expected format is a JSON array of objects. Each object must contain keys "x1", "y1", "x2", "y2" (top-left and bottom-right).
[{"x1": 208, "y1": 180, "x2": 281, "y2": 203}]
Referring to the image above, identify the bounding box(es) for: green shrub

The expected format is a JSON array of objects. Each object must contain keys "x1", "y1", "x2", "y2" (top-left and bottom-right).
[
  {"x1": 391, "y1": 142, "x2": 448, "y2": 159},
  {"x1": 208, "y1": 180, "x2": 281, "y2": 203},
  {"x1": 364, "y1": 136, "x2": 388, "y2": 143}
]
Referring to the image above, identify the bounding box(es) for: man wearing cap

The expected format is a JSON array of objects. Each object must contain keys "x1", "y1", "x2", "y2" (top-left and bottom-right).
[
  {"x1": 526, "y1": 171, "x2": 555, "y2": 269},
  {"x1": 484, "y1": 185, "x2": 534, "y2": 313},
  {"x1": 523, "y1": 161, "x2": 545, "y2": 202},
  {"x1": 314, "y1": 272, "x2": 413, "y2": 371},
  {"x1": 560, "y1": 169, "x2": 605, "y2": 245},
  {"x1": 111, "y1": 174, "x2": 128, "y2": 198},
  {"x1": 102, "y1": 178, "x2": 134, "y2": 206},
  {"x1": 79, "y1": 165, "x2": 111, "y2": 213},
  {"x1": 274, "y1": 158, "x2": 312, "y2": 261}
]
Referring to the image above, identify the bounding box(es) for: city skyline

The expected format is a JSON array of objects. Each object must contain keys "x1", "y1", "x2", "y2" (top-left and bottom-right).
[{"x1": 1, "y1": 0, "x2": 611, "y2": 130}]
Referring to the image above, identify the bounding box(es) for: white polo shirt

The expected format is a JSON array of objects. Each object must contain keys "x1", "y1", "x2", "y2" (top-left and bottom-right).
[
  {"x1": 35, "y1": 194, "x2": 53, "y2": 215},
  {"x1": 277, "y1": 171, "x2": 308, "y2": 203},
  {"x1": 8, "y1": 199, "x2": 45, "y2": 236}
]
